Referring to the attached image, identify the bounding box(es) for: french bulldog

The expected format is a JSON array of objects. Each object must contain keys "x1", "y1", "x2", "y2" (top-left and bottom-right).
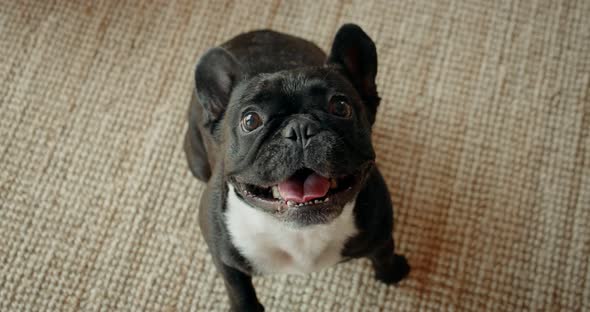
[{"x1": 184, "y1": 24, "x2": 410, "y2": 311}]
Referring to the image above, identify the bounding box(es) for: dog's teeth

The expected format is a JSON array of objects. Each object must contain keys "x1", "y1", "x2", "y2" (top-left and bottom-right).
[
  {"x1": 272, "y1": 186, "x2": 281, "y2": 199},
  {"x1": 324, "y1": 197, "x2": 329, "y2": 202},
  {"x1": 330, "y1": 179, "x2": 338, "y2": 189},
  {"x1": 287, "y1": 200, "x2": 295, "y2": 207}
]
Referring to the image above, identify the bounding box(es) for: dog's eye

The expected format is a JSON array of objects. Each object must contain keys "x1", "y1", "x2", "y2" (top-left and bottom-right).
[
  {"x1": 241, "y1": 112, "x2": 263, "y2": 132},
  {"x1": 328, "y1": 96, "x2": 353, "y2": 119}
]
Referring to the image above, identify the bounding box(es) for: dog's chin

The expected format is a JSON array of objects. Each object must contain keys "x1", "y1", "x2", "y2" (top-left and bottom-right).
[{"x1": 230, "y1": 166, "x2": 371, "y2": 226}]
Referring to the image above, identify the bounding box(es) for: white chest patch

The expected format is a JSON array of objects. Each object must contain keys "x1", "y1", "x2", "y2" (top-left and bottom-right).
[{"x1": 225, "y1": 184, "x2": 358, "y2": 275}]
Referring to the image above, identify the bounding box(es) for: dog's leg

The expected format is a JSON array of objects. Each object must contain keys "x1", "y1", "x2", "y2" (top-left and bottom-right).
[
  {"x1": 216, "y1": 262, "x2": 264, "y2": 312},
  {"x1": 369, "y1": 238, "x2": 410, "y2": 285}
]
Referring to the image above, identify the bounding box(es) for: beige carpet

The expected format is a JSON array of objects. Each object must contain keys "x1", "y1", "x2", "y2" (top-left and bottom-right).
[{"x1": 1, "y1": 0, "x2": 589, "y2": 311}]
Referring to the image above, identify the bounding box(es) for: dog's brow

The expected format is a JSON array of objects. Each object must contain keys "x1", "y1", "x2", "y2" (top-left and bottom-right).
[
  {"x1": 305, "y1": 79, "x2": 328, "y2": 95},
  {"x1": 247, "y1": 77, "x2": 280, "y2": 102},
  {"x1": 252, "y1": 91, "x2": 272, "y2": 102}
]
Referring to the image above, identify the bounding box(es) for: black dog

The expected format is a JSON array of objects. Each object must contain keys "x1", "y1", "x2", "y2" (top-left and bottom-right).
[{"x1": 184, "y1": 24, "x2": 409, "y2": 311}]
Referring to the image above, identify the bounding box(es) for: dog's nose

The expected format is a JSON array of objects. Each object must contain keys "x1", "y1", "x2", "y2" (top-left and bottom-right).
[{"x1": 281, "y1": 119, "x2": 319, "y2": 147}]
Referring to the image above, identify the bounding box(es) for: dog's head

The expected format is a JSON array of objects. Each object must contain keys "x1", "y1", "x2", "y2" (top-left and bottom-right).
[{"x1": 186, "y1": 24, "x2": 381, "y2": 226}]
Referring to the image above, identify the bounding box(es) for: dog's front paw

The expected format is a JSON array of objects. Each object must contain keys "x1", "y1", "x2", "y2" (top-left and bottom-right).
[
  {"x1": 230, "y1": 302, "x2": 265, "y2": 312},
  {"x1": 374, "y1": 254, "x2": 410, "y2": 285}
]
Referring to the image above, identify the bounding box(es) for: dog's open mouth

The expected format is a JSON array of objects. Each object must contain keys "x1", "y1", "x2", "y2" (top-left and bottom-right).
[{"x1": 233, "y1": 168, "x2": 365, "y2": 212}]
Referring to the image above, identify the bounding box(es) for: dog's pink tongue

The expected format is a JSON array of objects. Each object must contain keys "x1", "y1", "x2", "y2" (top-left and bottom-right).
[{"x1": 278, "y1": 172, "x2": 330, "y2": 203}]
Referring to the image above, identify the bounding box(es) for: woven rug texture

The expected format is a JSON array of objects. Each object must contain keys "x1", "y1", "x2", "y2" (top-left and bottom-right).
[{"x1": 1, "y1": 0, "x2": 589, "y2": 311}]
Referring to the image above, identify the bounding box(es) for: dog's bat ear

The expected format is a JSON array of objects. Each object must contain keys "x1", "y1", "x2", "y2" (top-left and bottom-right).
[
  {"x1": 327, "y1": 24, "x2": 380, "y2": 125},
  {"x1": 184, "y1": 47, "x2": 241, "y2": 181},
  {"x1": 195, "y1": 47, "x2": 242, "y2": 123}
]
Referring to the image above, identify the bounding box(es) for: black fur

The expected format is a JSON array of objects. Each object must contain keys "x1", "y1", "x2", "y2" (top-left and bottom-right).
[{"x1": 184, "y1": 24, "x2": 409, "y2": 311}]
